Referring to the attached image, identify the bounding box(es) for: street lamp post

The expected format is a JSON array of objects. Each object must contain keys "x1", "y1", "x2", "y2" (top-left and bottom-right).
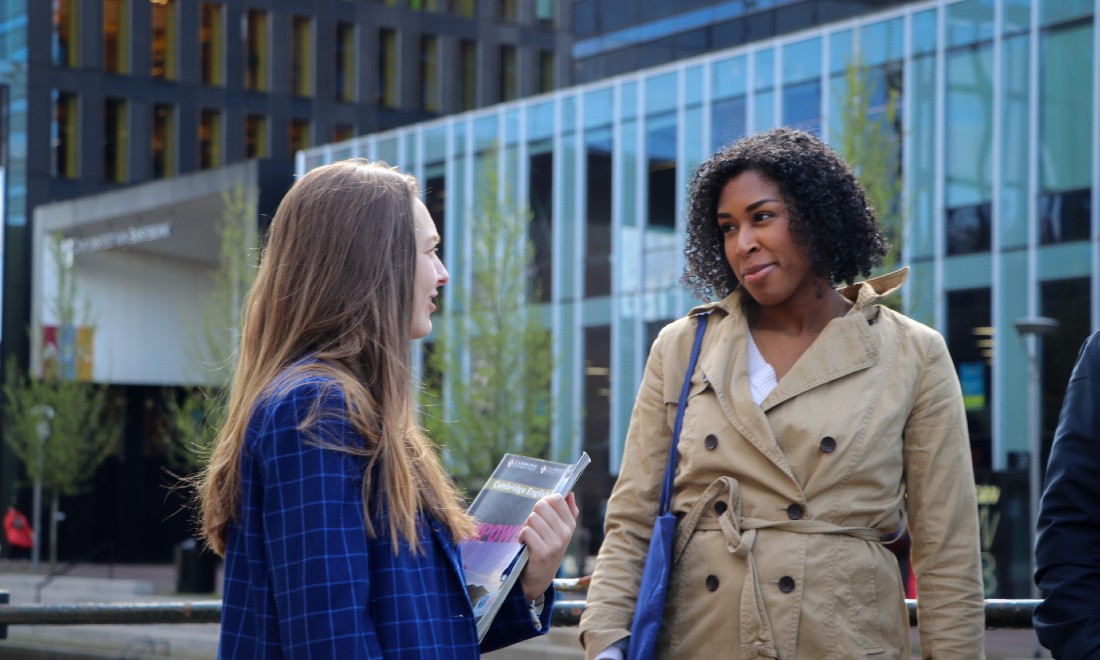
[
  {"x1": 28, "y1": 404, "x2": 54, "y2": 574},
  {"x1": 1013, "y1": 316, "x2": 1060, "y2": 599}
]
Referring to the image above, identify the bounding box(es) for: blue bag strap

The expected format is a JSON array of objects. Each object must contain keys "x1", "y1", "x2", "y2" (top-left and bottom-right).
[{"x1": 658, "y1": 312, "x2": 710, "y2": 516}]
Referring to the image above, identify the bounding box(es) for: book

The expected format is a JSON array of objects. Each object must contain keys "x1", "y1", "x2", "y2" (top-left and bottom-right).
[{"x1": 460, "y1": 451, "x2": 590, "y2": 641}]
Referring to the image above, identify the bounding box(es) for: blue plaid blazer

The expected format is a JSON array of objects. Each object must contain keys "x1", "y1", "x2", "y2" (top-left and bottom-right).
[{"x1": 219, "y1": 370, "x2": 553, "y2": 658}]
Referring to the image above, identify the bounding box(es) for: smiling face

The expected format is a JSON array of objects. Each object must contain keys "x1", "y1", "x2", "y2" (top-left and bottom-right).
[
  {"x1": 716, "y1": 169, "x2": 817, "y2": 309},
  {"x1": 410, "y1": 197, "x2": 448, "y2": 339}
]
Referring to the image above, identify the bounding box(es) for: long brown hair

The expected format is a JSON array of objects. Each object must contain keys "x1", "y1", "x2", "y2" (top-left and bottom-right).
[{"x1": 200, "y1": 159, "x2": 475, "y2": 556}]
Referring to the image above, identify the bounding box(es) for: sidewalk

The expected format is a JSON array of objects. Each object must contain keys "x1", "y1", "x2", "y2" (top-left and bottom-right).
[{"x1": 0, "y1": 561, "x2": 1050, "y2": 659}]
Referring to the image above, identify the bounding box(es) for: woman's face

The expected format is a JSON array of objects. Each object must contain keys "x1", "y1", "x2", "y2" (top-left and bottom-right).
[
  {"x1": 410, "y1": 198, "x2": 449, "y2": 339},
  {"x1": 716, "y1": 170, "x2": 816, "y2": 308}
]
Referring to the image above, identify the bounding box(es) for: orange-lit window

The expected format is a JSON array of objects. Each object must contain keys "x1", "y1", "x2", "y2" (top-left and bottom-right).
[
  {"x1": 52, "y1": 0, "x2": 79, "y2": 68},
  {"x1": 103, "y1": 0, "x2": 128, "y2": 73},
  {"x1": 421, "y1": 35, "x2": 438, "y2": 113},
  {"x1": 290, "y1": 119, "x2": 310, "y2": 158},
  {"x1": 452, "y1": 0, "x2": 476, "y2": 17},
  {"x1": 52, "y1": 91, "x2": 79, "y2": 178},
  {"x1": 245, "y1": 114, "x2": 266, "y2": 158},
  {"x1": 104, "y1": 98, "x2": 128, "y2": 182},
  {"x1": 151, "y1": 0, "x2": 177, "y2": 79},
  {"x1": 378, "y1": 29, "x2": 398, "y2": 108},
  {"x1": 335, "y1": 22, "x2": 355, "y2": 102},
  {"x1": 200, "y1": 3, "x2": 223, "y2": 86},
  {"x1": 291, "y1": 16, "x2": 312, "y2": 97},
  {"x1": 459, "y1": 40, "x2": 476, "y2": 110},
  {"x1": 245, "y1": 9, "x2": 267, "y2": 91},
  {"x1": 152, "y1": 103, "x2": 174, "y2": 178},
  {"x1": 499, "y1": 45, "x2": 516, "y2": 102},
  {"x1": 332, "y1": 124, "x2": 354, "y2": 143},
  {"x1": 199, "y1": 108, "x2": 222, "y2": 169},
  {"x1": 538, "y1": 50, "x2": 554, "y2": 94}
]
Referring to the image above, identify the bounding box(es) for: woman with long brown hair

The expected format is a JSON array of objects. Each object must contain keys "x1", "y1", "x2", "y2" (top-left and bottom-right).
[{"x1": 201, "y1": 160, "x2": 577, "y2": 658}]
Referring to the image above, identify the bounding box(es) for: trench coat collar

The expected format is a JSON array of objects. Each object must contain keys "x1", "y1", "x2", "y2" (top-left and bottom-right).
[{"x1": 683, "y1": 268, "x2": 908, "y2": 482}]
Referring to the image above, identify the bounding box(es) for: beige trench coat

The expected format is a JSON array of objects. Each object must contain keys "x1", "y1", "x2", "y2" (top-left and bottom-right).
[{"x1": 579, "y1": 269, "x2": 985, "y2": 659}]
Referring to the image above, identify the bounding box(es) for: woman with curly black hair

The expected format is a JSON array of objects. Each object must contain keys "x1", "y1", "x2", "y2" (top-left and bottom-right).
[{"x1": 580, "y1": 128, "x2": 984, "y2": 659}]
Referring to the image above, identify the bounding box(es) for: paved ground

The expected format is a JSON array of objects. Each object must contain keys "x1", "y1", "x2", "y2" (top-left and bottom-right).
[{"x1": 0, "y1": 560, "x2": 1051, "y2": 659}]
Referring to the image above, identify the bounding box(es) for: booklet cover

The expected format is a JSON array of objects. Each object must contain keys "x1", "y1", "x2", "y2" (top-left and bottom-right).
[{"x1": 460, "y1": 451, "x2": 590, "y2": 642}]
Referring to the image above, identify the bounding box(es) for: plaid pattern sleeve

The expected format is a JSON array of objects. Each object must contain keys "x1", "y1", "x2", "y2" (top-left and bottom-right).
[{"x1": 218, "y1": 371, "x2": 548, "y2": 659}]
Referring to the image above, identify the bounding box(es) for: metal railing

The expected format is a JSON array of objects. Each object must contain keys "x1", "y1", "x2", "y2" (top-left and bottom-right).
[{"x1": 0, "y1": 577, "x2": 1038, "y2": 638}]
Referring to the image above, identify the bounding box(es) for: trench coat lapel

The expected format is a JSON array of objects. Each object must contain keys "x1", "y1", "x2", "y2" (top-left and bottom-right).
[{"x1": 694, "y1": 300, "x2": 801, "y2": 484}]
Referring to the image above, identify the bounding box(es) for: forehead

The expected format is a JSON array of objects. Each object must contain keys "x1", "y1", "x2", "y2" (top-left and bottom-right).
[{"x1": 412, "y1": 197, "x2": 437, "y2": 237}]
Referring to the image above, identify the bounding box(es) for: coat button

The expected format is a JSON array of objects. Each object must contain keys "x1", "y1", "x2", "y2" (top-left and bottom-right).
[
  {"x1": 704, "y1": 434, "x2": 718, "y2": 450},
  {"x1": 819, "y1": 436, "x2": 837, "y2": 453},
  {"x1": 778, "y1": 576, "x2": 795, "y2": 593},
  {"x1": 715, "y1": 500, "x2": 728, "y2": 514},
  {"x1": 705, "y1": 575, "x2": 719, "y2": 592},
  {"x1": 786, "y1": 504, "x2": 804, "y2": 520}
]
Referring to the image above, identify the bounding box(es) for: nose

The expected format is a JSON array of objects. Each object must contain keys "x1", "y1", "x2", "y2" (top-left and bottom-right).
[
  {"x1": 435, "y1": 254, "x2": 450, "y2": 286},
  {"x1": 735, "y1": 225, "x2": 759, "y2": 256}
]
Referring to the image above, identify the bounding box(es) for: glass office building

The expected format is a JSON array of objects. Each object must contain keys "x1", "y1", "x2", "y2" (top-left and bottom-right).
[{"x1": 300, "y1": 0, "x2": 1097, "y2": 598}]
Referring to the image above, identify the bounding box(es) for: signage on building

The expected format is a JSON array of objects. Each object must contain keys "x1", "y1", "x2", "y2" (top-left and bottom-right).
[{"x1": 62, "y1": 221, "x2": 173, "y2": 258}]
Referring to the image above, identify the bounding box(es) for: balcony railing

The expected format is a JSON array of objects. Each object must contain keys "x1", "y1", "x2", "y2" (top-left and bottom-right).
[{"x1": 0, "y1": 578, "x2": 1038, "y2": 637}]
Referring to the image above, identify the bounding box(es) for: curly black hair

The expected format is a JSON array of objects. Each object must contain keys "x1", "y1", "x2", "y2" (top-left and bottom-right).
[{"x1": 682, "y1": 127, "x2": 889, "y2": 302}]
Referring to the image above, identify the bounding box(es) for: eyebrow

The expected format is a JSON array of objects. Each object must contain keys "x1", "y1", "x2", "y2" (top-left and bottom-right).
[{"x1": 716, "y1": 197, "x2": 781, "y2": 218}]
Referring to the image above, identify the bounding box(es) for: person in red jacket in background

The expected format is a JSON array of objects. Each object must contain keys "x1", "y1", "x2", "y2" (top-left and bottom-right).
[{"x1": 4, "y1": 497, "x2": 34, "y2": 560}]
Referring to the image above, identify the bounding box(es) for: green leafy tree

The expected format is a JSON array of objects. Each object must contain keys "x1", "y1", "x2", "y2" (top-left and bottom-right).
[
  {"x1": 424, "y1": 156, "x2": 555, "y2": 497},
  {"x1": 165, "y1": 184, "x2": 258, "y2": 474},
  {"x1": 1, "y1": 234, "x2": 119, "y2": 571},
  {"x1": 837, "y1": 59, "x2": 904, "y2": 272}
]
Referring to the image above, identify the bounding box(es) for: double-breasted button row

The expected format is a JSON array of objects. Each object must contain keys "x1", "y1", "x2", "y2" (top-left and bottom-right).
[
  {"x1": 706, "y1": 575, "x2": 720, "y2": 592},
  {"x1": 786, "y1": 503, "x2": 804, "y2": 520},
  {"x1": 778, "y1": 576, "x2": 796, "y2": 593},
  {"x1": 704, "y1": 434, "x2": 718, "y2": 450},
  {"x1": 819, "y1": 436, "x2": 837, "y2": 453}
]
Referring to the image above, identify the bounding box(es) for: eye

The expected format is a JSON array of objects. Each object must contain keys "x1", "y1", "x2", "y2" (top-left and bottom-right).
[
  {"x1": 753, "y1": 211, "x2": 774, "y2": 223},
  {"x1": 718, "y1": 222, "x2": 737, "y2": 235}
]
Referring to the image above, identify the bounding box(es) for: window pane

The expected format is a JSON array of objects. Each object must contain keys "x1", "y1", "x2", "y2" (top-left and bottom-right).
[
  {"x1": 290, "y1": 118, "x2": 310, "y2": 158},
  {"x1": 946, "y1": 44, "x2": 993, "y2": 208},
  {"x1": 946, "y1": 202, "x2": 992, "y2": 255},
  {"x1": 52, "y1": 91, "x2": 78, "y2": 178},
  {"x1": 151, "y1": 0, "x2": 176, "y2": 79},
  {"x1": 421, "y1": 35, "x2": 438, "y2": 113},
  {"x1": 499, "y1": 45, "x2": 517, "y2": 102},
  {"x1": 52, "y1": 0, "x2": 78, "y2": 68},
  {"x1": 378, "y1": 29, "x2": 397, "y2": 107},
  {"x1": 538, "y1": 50, "x2": 554, "y2": 94},
  {"x1": 152, "y1": 103, "x2": 174, "y2": 178},
  {"x1": 200, "y1": 3, "x2": 222, "y2": 86},
  {"x1": 585, "y1": 128, "x2": 612, "y2": 298},
  {"x1": 711, "y1": 96, "x2": 746, "y2": 152},
  {"x1": 291, "y1": 16, "x2": 312, "y2": 97},
  {"x1": 1040, "y1": 23, "x2": 1093, "y2": 193},
  {"x1": 245, "y1": 10, "x2": 267, "y2": 92},
  {"x1": 460, "y1": 40, "x2": 477, "y2": 110},
  {"x1": 645, "y1": 112, "x2": 677, "y2": 293},
  {"x1": 103, "y1": 0, "x2": 127, "y2": 74},
  {"x1": 530, "y1": 142, "x2": 553, "y2": 302},
  {"x1": 945, "y1": 288, "x2": 992, "y2": 470},
  {"x1": 335, "y1": 22, "x2": 355, "y2": 102},
  {"x1": 1038, "y1": 189, "x2": 1091, "y2": 244},
  {"x1": 199, "y1": 109, "x2": 221, "y2": 169},
  {"x1": 103, "y1": 97, "x2": 127, "y2": 182},
  {"x1": 245, "y1": 114, "x2": 266, "y2": 158}
]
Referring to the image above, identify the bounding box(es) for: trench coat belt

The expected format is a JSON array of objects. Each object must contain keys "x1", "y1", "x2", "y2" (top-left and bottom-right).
[{"x1": 670, "y1": 476, "x2": 901, "y2": 660}]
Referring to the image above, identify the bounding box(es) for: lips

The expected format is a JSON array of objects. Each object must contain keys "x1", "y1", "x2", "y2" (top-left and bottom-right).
[{"x1": 742, "y1": 263, "x2": 775, "y2": 284}]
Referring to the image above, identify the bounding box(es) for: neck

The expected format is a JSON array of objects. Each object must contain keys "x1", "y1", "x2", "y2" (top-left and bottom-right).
[{"x1": 748, "y1": 284, "x2": 850, "y2": 336}]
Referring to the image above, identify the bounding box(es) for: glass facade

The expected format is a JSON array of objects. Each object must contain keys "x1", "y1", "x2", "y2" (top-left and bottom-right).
[{"x1": 301, "y1": 0, "x2": 1097, "y2": 599}]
